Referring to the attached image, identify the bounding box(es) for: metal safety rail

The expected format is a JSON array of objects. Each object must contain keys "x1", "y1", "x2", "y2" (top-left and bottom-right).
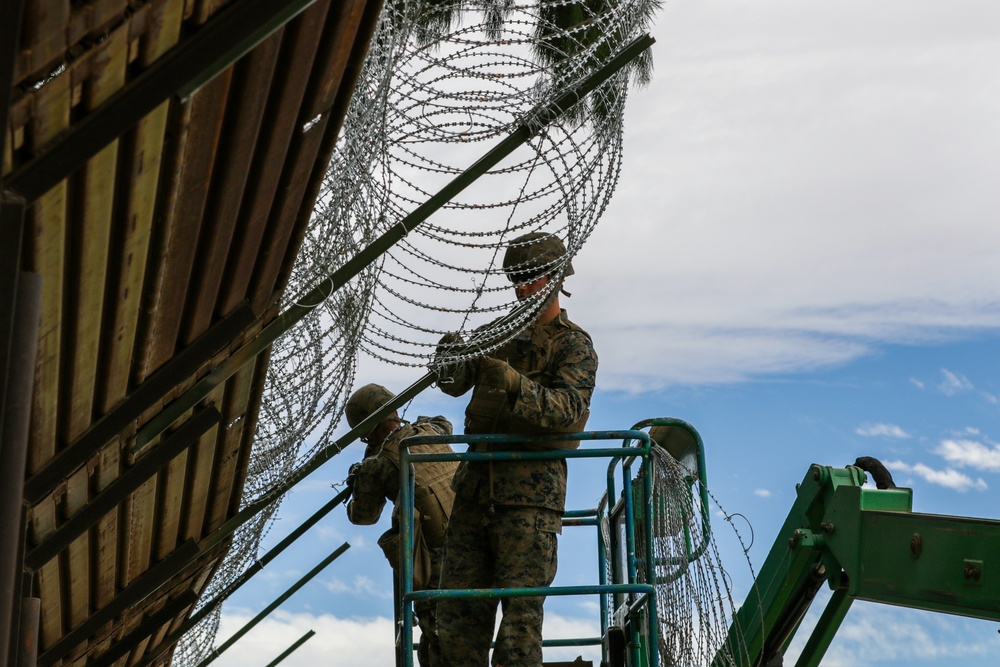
[{"x1": 398, "y1": 430, "x2": 660, "y2": 667}]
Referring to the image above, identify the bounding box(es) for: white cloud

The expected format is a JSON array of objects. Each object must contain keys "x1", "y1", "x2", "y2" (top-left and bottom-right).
[
  {"x1": 855, "y1": 422, "x2": 911, "y2": 439},
  {"x1": 936, "y1": 438, "x2": 1000, "y2": 473},
  {"x1": 938, "y1": 369, "x2": 974, "y2": 396},
  {"x1": 790, "y1": 600, "x2": 998, "y2": 665},
  {"x1": 323, "y1": 574, "x2": 392, "y2": 599},
  {"x1": 884, "y1": 459, "x2": 987, "y2": 493},
  {"x1": 753, "y1": 489, "x2": 772, "y2": 498},
  {"x1": 910, "y1": 377, "x2": 925, "y2": 389},
  {"x1": 207, "y1": 609, "x2": 600, "y2": 667}
]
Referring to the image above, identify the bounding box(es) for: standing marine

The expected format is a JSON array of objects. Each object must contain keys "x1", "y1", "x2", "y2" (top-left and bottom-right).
[
  {"x1": 344, "y1": 383, "x2": 459, "y2": 667},
  {"x1": 433, "y1": 232, "x2": 599, "y2": 667}
]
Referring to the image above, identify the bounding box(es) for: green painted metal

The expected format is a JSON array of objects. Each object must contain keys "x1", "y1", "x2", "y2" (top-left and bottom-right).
[
  {"x1": 717, "y1": 463, "x2": 1000, "y2": 667},
  {"x1": 792, "y1": 588, "x2": 852, "y2": 667},
  {"x1": 262, "y1": 629, "x2": 316, "y2": 667},
  {"x1": 399, "y1": 430, "x2": 659, "y2": 667}
]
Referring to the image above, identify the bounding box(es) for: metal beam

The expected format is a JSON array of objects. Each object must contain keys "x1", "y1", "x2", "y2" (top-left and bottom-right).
[
  {"x1": 23, "y1": 303, "x2": 254, "y2": 505},
  {"x1": 0, "y1": 193, "x2": 26, "y2": 467},
  {"x1": 4, "y1": 0, "x2": 321, "y2": 203},
  {"x1": 37, "y1": 540, "x2": 200, "y2": 666},
  {"x1": 25, "y1": 408, "x2": 222, "y2": 570},
  {"x1": 0, "y1": 249, "x2": 39, "y2": 666},
  {"x1": 83, "y1": 590, "x2": 199, "y2": 667},
  {"x1": 263, "y1": 630, "x2": 315, "y2": 667}
]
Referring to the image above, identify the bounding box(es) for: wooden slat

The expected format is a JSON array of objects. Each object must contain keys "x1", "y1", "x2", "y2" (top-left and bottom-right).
[
  {"x1": 248, "y1": 112, "x2": 330, "y2": 312},
  {"x1": 205, "y1": 362, "x2": 257, "y2": 531},
  {"x1": 192, "y1": 0, "x2": 233, "y2": 25},
  {"x1": 26, "y1": 70, "x2": 71, "y2": 474},
  {"x1": 65, "y1": 27, "x2": 129, "y2": 443},
  {"x1": 135, "y1": 70, "x2": 232, "y2": 382},
  {"x1": 20, "y1": 0, "x2": 69, "y2": 79},
  {"x1": 98, "y1": 0, "x2": 185, "y2": 414},
  {"x1": 216, "y1": 0, "x2": 333, "y2": 317},
  {"x1": 94, "y1": 442, "x2": 122, "y2": 610},
  {"x1": 181, "y1": 30, "x2": 283, "y2": 341},
  {"x1": 305, "y1": 0, "x2": 371, "y2": 119},
  {"x1": 121, "y1": 475, "x2": 157, "y2": 588},
  {"x1": 67, "y1": 0, "x2": 129, "y2": 47},
  {"x1": 65, "y1": 468, "x2": 92, "y2": 631},
  {"x1": 32, "y1": 502, "x2": 62, "y2": 650},
  {"x1": 154, "y1": 447, "x2": 190, "y2": 561},
  {"x1": 180, "y1": 387, "x2": 225, "y2": 541}
]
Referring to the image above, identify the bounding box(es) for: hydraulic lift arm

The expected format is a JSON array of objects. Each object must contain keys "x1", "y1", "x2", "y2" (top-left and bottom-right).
[{"x1": 716, "y1": 463, "x2": 1000, "y2": 667}]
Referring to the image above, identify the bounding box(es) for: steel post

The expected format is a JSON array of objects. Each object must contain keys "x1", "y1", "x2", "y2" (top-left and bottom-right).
[
  {"x1": 0, "y1": 191, "x2": 39, "y2": 667},
  {"x1": 263, "y1": 629, "x2": 315, "y2": 667}
]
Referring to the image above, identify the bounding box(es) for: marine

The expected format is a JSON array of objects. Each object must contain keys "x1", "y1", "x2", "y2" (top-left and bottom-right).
[
  {"x1": 433, "y1": 232, "x2": 599, "y2": 667},
  {"x1": 344, "y1": 383, "x2": 459, "y2": 667}
]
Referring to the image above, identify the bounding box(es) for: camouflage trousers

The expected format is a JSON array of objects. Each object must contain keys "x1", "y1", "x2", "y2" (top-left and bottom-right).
[
  {"x1": 414, "y1": 545, "x2": 445, "y2": 667},
  {"x1": 437, "y1": 500, "x2": 561, "y2": 667}
]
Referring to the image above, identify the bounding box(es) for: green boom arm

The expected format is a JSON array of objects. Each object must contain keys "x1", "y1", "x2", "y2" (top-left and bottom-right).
[{"x1": 715, "y1": 464, "x2": 1000, "y2": 667}]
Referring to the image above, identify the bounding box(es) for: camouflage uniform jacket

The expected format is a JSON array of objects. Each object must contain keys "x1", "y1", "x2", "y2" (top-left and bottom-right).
[
  {"x1": 440, "y1": 309, "x2": 598, "y2": 512},
  {"x1": 347, "y1": 416, "x2": 458, "y2": 549}
]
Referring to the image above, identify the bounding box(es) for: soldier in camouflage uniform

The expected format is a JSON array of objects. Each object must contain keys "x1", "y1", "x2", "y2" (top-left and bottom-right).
[
  {"x1": 344, "y1": 383, "x2": 459, "y2": 667},
  {"x1": 433, "y1": 233, "x2": 599, "y2": 667}
]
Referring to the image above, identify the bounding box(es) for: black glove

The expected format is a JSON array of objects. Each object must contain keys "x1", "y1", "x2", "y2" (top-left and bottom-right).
[
  {"x1": 433, "y1": 332, "x2": 466, "y2": 378},
  {"x1": 346, "y1": 462, "x2": 363, "y2": 491}
]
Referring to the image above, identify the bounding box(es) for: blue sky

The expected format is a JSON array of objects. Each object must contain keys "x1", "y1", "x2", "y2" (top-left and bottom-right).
[{"x1": 205, "y1": 1, "x2": 1000, "y2": 665}]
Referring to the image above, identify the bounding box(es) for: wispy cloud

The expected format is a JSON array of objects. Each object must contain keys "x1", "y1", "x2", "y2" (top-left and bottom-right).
[
  {"x1": 884, "y1": 459, "x2": 987, "y2": 493},
  {"x1": 909, "y1": 377, "x2": 925, "y2": 389},
  {"x1": 791, "y1": 600, "x2": 997, "y2": 666},
  {"x1": 936, "y1": 438, "x2": 1000, "y2": 473},
  {"x1": 855, "y1": 422, "x2": 911, "y2": 439},
  {"x1": 753, "y1": 488, "x2": 772, "y2": 498},
  {"x1": 938, "y1": 369, "x2": 974, "y2": 396},
  {"x1": 211, "y1": 608, "x2": 602, "y2": 666},
  {"x1": 323, "y1": 575, "x2": 392, "y2": 599}
]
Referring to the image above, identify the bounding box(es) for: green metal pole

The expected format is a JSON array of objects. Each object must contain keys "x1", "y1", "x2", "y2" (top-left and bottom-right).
[
  {"x1": 262, "y1": 629, "x2": 316, "y2": 667},
  {"x1": 196, "y1": 543, "x2": 349, "y2": 667},
  {"x1": 792, "y1": 588, "x2": 852, "y2": 667}
]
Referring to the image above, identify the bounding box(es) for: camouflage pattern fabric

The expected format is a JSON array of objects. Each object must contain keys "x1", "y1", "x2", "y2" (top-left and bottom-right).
[
  {"x1": 437, "y1": 308, "x2": 598, "y2": 666},
  {"x1": 347, "y1": 415, "x2": 457, "y2": 667},
  {"x1": 440, "y1": 309, "x2": 598, "y2": 511},
  {"x1": 437, "y1": 501, "x2": 561, "y2": 667}
]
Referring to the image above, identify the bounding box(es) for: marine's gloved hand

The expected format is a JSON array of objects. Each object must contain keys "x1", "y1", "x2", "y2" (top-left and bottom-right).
[
  {"x1": 346, "y1": 462, "x2": 363, "y2": 491},
  {"x1": 433, "y1": 332, "x2": 466, "y2": 378},
  {"x1": 478, "y1": 357, "x2": 522, "y2": 396}
]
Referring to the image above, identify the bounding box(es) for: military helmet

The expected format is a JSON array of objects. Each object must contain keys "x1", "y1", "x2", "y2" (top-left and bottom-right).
[
  {"x1": 502, "y1": 231, "x2": 574, "y2": 284},
  {"x1": 345, "y1": 383, "x2": 395, "y2": 432}
]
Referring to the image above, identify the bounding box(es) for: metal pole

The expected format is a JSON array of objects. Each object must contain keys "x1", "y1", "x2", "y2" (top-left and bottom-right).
[
  {"x1": 0, "y1": 199, "x2": 40, "y2": 667},
  {"x1": 195, "y1": 543, "x2": 350, "y2": 667},
  {"x1": 262, "y1": 629, "x2": 315, "y2": 667}
]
